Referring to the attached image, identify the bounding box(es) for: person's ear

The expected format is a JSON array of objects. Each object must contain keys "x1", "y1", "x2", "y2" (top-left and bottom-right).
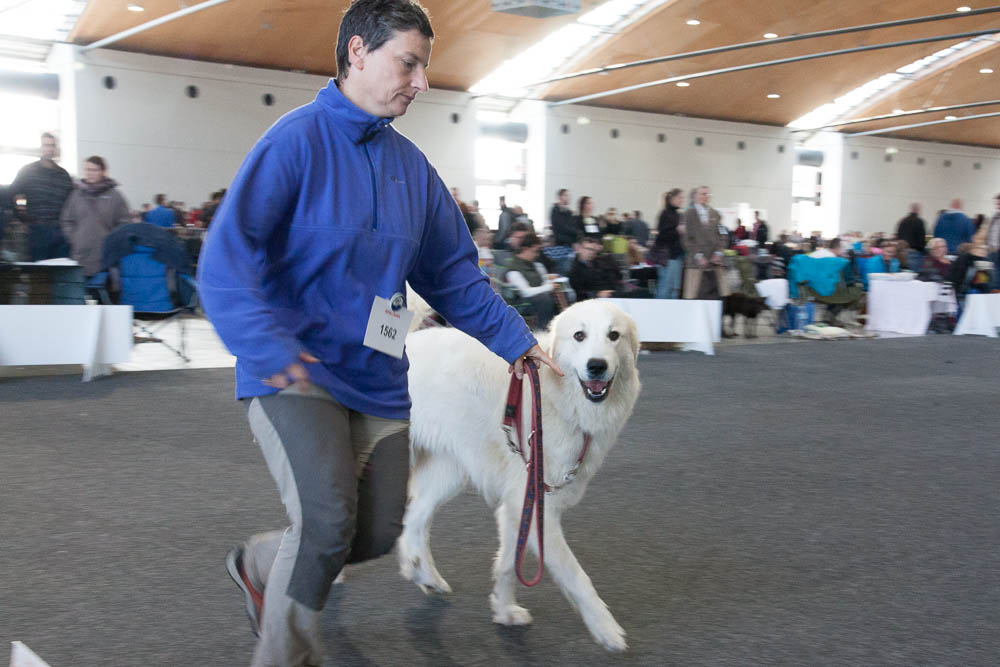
[{"x1": 347, "y1": 35, "x2": 368, "y2": 72}]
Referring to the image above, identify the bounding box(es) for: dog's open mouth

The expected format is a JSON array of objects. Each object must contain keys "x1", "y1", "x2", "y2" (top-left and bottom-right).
[{"x1": 579, "y1": 376, "x2": 613, "y2": 403}]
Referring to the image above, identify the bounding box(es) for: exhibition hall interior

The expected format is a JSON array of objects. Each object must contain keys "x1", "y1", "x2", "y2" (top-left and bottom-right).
[{"x1": 1, "y1": 1, "x2": 999, "y2": 665}]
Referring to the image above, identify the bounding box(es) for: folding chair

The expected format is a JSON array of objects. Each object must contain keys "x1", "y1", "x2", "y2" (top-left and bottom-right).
[{"x1": 89, "y1": 244, "x2": 199, "y2": 362}]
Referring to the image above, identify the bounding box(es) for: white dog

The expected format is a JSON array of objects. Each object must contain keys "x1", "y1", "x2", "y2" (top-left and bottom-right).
[{"x1": 398, "y1": 299, "x2": 641, "y2": 651}]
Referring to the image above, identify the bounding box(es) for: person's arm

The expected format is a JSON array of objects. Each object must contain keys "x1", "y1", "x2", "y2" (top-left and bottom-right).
[
  {"x1": 506, "y1": 270, "x2": 553, "y2": 297},
  {"x1": 408, "y1": 165, "x2": 549, "y2": 370},
  {"x1": 59, "y1": 192, "x2": 76, "y2": 241},
  {"x1": 114, "y1": 191, "x2": 132, "y2": 226},
  {"x1": 197, "y1": 135, "x2": 309, "y2": 382}
]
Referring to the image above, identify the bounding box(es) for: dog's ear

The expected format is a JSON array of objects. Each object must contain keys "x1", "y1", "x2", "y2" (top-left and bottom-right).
[{"x1": 623, "y1": 314, "x2": 640, "y2": 361}]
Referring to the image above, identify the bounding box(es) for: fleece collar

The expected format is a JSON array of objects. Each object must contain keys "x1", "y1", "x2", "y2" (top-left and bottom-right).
[{"x1": 315, "y1": 79, "x2": 394, "y2": 144}]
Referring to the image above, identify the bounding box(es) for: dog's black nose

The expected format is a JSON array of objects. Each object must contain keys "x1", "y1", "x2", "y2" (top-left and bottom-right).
[{"x1": 587, "y1": 358, "x2": 608, "y2": 378}]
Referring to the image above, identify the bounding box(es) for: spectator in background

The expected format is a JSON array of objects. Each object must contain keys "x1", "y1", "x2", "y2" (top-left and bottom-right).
[
  {"x1": 202, "y1": 190, "x2": 224, "y2": 228},
  {"x1": 682, "y1": 185, "x2": 730, "y2": 299},
  {"x1": 603, "y1": 207, "x2": 622, "y2": 235},
  {"x1": 752, "y1": 210, "x2": 769, "y2": 245},
  {"x1": 144, "y1": 194, "x2": 175, "y2": 228},
  {"x1": 501, "y1": 221, "x2": 531, "y2": 253},
  {"x1": 503, "y1": 232, "x2": 557, "y2": 329},
  {"x1": 973, "y1": 213, "x2": 986, "y2": 232},
  {"x1": 59, "y1": 156, "x2": 131, "y2": 277},
  {"x1": 549, "y1": 188, "x2": 579, "y2": 247},
  {"x1": 575, "y1": 196, "x2": 601, "y2": 239},
  {"x1": 494, "y1": 195, "x2": 514, "y2": 247},
  {"x1": 986, "y1": 193, "x2": 1000, "y2": 290},
  {"x1": 10, "y1": 132, "x2": 74, "y2": 261},
  {"x1": 625, "y1": 210, "x2": 650, "y2": 246},
  {"x1": 934, "y1": 199, "x2": 974, "y2": 254},
  {"x1": 653, "y1": 188, "x2": 684, "y2": 299},
  {"x1": 569, "y1": 235, "x2": 650, "y2": 300},
  {"x1": 896, "y1": 203, "x2": 927, "y2": 253},
  {"x1": 732, "y1": 220, "x2": 748, "y2": 242},
  {"x1": 918, "y1": 237, "x2": 952, "y2": 283}
]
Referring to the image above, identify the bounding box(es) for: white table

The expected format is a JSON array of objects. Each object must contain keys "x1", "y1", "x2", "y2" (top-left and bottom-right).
[
  {"x1": 954, "y1": 293, "x2": 1000, "y2": 337},
  {"x1": 0, "y1": 305, "x2": 133, "y2": 380},
  {"x1": 755, "y1": 278, "x2": 789, "y2": 309},
  {"x1": 865, "y1": 279, "x2": 939, "y2": 335},
  {"x1": 604, "y1": 298, "x2": 721, "y2": 355}
]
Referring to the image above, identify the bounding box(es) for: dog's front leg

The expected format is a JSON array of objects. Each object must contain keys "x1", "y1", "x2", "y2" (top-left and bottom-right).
[
  {"x1": 489, "y1": 501, "x2": 533, "y2": 626},
  {"x1": 543, "y1": 510, "x2": 627, "y2": 652}
]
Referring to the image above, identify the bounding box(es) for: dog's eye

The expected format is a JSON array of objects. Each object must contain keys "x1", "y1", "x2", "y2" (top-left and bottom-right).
[
  {"x1": 608, "y1": 331, "x2": 620, "y2": 341},
  {"x1": 573, "y1": 331, "x2": 585, "y2": 342}
]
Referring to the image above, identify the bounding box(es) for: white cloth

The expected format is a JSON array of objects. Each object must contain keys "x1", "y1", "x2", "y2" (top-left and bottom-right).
[
  {"x1": 865, "y1": 280, "x2": 939, "y2": 335},
  {"x1": 754, "y1": 278, "x2": 789, "y2": 310},
  {"x1": 506, "y1": 262, "x2": 553, "y2": 297},
  {"x1": 954, "y1": 292, "x2": 1000, "y2": 337},
  {"x1": 604, "y1": 298, "x2": 721, "y2": 355},
  {"x1": 808, "y1": 248, "x2": 835, "y2": 258}
]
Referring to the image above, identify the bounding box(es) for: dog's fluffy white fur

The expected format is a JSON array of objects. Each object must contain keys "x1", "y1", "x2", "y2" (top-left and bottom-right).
[{"x1": 399, "y1": 299, "x2": 641, "y2": 651}]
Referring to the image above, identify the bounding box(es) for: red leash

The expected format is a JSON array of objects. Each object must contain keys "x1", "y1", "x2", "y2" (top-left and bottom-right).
[{"x1": 502, "y1": 360, "x2": 546, "y2": 586}]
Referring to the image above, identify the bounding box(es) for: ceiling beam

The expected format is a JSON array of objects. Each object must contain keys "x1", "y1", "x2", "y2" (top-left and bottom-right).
[
  {"x1": 529, "y1": 5, "x2": 1000, "y2": 89},
  {"x1": 845, "y1": 110, "x2": 1000, "y2": 137},
  {"x1": 792, "y1": 99, "x2": 1000, "y2": 131},
  {"x1": 549, "y1": 28, "x2": 1000, "y2": 107},
  {"x1": 82, "y1": 0, "x2": 232, "y2": 51}
]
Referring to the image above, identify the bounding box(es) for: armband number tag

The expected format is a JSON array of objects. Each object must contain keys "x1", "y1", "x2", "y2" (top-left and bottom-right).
[{"x1": 363, "y1": 296, "x2": 414, "y2": 359}]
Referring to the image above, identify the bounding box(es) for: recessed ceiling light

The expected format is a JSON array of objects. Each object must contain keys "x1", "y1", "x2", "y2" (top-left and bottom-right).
[
  {"x1": 892, "y1": 108, "x2": 905, "y2": 114},
  {"x1": 676, "y1": 81, "x2": 690, "y2": 87},
  {"x1": 885, "y1": 147, "x2": 899, "y2": 155},
  {"x1": 127, "y1": 3, "x2": 144, "y2": 11},
  {"x1": 981, "y1": 68, "x2": 995, "y2": 74},
  {"x1": 763, "y1": 33, "x2": 778, "y2": 39},
  {"x1": 956, "y1": 6, "x2": 971, "y2": 11},
  {"x1": 767, "y1": 93, "x2": 781, "y2": 99},
  {"x1": 686, "y1": 19, "x2": 700, "y2": 25},
  {"x1": 945, "y1": 115, "x2": 958, "y2": 120},
  {"x1": 576, "y1": 116, "x2": 591, "y2": 125}
]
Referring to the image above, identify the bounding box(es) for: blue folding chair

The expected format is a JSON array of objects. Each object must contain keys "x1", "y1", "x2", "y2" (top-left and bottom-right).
[{"x1": 89, "y1": 243, "x2": 199, "y2": 361}]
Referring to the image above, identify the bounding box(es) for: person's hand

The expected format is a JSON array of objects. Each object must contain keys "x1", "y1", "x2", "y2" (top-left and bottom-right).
[
  {"x1": 263, "y1": 351, "x2": 320, "y2": 388},
  {"x1": 710, "y1": 254, "x2": 724, "y2": 266},
  {"x1": 510, "y1": 344, "x2": 563, "y2": 380},
  {"x1": 696, "y1": 255, "x2": 709, "y2": 268},
  {"x1": 597, "y1": 289, "x2": 614, "y2": 298}
]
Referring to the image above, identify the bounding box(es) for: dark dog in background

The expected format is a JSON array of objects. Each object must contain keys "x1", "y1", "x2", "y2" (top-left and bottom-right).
[{"x1": 723, "y1": 293, "x2": 768, "y2": 338}]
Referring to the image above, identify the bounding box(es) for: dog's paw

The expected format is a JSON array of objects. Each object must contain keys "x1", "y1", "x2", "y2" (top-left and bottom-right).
[
  {"x1": 492, "y1": 604, "x2": 533, "y2": 626},
  {"x1": 591, "y1": 619, "x2": 628, "y2": 652},
  {"x1": 401, "y1": 555, "x2": 452, "y2": 594}
]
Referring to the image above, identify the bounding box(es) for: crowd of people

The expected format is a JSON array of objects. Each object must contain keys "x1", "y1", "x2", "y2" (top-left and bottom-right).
[
  {"x1": 1, "y1": 133, "x2": 223, "y2": 277},
  {"x1": 458, "y1": 186, "x2": 1000, "y2": 332}
]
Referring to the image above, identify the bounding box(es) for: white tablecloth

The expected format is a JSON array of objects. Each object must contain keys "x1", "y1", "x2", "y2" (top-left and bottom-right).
[
  {"x1": 865, "y1": 279, "x2": 939, "y2": 335},
  {"x1": 755, "y1": 278, "x2": 789, "y2": 309},
  {"x1": 954, "y1": 293, "x2": 1000, "y2": 337},
  {"x1": 0, "y1": 305, "x2": 133, "y2": 380},
  {"x1": 604, "y1": 298, "x2": 721, "y2": 355}
]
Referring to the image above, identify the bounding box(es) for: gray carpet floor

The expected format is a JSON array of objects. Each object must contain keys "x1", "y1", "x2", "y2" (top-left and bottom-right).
[{"x1": 1, "y1": 336, "x2": 998, "y2": 666}]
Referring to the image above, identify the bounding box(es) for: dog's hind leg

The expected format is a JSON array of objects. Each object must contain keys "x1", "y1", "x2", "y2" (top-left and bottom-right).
[
  {"x1": 540, "y1": 508, "x2": 627, "y2": 652},
  {"x1": 489, "y1": 501, "x2": 533, "y2": 626},
  {"x1": 398, "y1": 449, "x2": 466, "y2": 594}
]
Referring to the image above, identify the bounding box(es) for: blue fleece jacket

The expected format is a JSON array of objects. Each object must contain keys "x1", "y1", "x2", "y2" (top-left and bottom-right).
[
  {"x1": 933, "y1": 210, "x2": 974, "y2": 253},
  {"x1": 198, "y1": 80, "x2": 535, "y2": 419}
]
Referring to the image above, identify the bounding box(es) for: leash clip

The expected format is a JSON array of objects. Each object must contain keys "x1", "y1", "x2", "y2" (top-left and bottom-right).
[{"x1": 502, "y1": 424, "x2": 520, "y2": 454}]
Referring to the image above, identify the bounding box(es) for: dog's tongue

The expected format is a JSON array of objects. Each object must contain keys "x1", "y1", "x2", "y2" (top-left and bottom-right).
[{"x1": 584, "y1": 380, "x2": 608, "y2": 392}]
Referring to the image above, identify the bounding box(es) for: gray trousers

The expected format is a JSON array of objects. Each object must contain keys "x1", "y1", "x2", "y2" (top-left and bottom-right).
[{"x1": 243, "y1": 385, "x2": 410, "y2": 667}]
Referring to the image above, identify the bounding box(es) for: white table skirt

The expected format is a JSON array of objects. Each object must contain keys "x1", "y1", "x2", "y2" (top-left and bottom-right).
[
  {"x1": 954, "y1": 293, "x2": 1000, "y2": 337},
  {"x1": 604, "y1": 298, "x2": 721, "y2": 355},
  {"x1": 865, "y1": 279, "x2": 939, "y2": 335},
  {"x1": 755, "y1": 278, "x2": 789, "y2": 310},
  {"x1": 0, "y1": 305, "x2": 133, "y2": 380}
]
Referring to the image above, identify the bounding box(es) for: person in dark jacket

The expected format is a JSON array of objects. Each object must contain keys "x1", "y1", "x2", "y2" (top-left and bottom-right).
[
  {"x1": 10, "y1": 132, "x2": 73, "y2": 261},
  {"x1": 752, "y1": 211, "x2": 769, "y2": 245},
  {"x1": 549, "y1": 188, "x2": 579, "y2": 247},
  {"x1": 58, "y1": 156, "x2": 131, "y2": 277},
  {"x1": 896, "y1": 203, "x2": 927, "y2": 253},
  {"x1": 569, "y1": 236, "x2": 650, "y2": 300},
  {"x1": 654, "y1": 188, "x2": 684, "y2": 298},
  {"x1": 574, "y1": 195, "x2": 602, "y2": 240}
]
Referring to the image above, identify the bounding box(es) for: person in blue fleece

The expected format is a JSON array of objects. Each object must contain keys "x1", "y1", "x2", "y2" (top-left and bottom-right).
[{"x1": 200, "y1": 2, "x2": 560, "y2": 665}]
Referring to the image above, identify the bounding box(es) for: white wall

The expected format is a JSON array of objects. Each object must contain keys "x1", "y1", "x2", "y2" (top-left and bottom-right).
[
  {"x1": 840, "y1": 135, "x2": 1000, "y2": 236},
  {"x1": 545, "y1": 104, "x2": 796, "y2": 231},
  {"x1": 61, "y1": 46, "x2": 476, "y2": 210}
]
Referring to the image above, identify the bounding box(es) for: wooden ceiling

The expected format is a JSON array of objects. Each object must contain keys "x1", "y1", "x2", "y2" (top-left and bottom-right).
[{"x1": 69, "y1": 0, "x2": 1000, "y2": 147}]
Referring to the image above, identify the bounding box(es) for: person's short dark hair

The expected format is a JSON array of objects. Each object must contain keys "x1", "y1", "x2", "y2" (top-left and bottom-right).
[
  {"x1": 519, "y1": 232, "x2": 541, "y2": 249},
  {"x1": 155, "y1": 194, "x2": 166, "y2": 206},
  {"x1": 41, "y1": 132, "x2": 56, "y2": 142},
  {"x1": 557, "y1": 188, "x2": 568, "y2": 197},
  {"x1": 85, "y1": 155, "x2": 107, "y2": 171},
  {"x1": 577, "y1": 195, "x2": 591, "y2": 215},
  {"x1": 633, "y1": 210, "x2": 641, "y2": 219},
  {"x1": 509, "y1": 221, "x2": 530, "y2": 235},
  {"x1": 336, "y1": 0, "x2": 434, "y2": 81},
  {"x1": 664, "y1": 188, "x2": 682, "y2": 207},
  {"x1": 829, "y1": 237, "x2": 841, "y2": 251}
]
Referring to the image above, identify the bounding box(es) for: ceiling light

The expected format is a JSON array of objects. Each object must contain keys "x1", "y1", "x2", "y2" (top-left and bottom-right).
[
  {"x1": 767, "y1": 93, "x2": 781, "y2": 99},
  {"x1": 676, "y1": 81, "x2": 690, "y2": 87},
  {"x1": 892, "y1": 108, "x2": 905, "y2": 114},
  {"x1": 945, "y1": 115, "x2": 958, "y2": 120},
  {"x1": 956, "y1": 6, "x2": 971, "y2": 11},
  {"x1": 981, "y1": 68, "x2": 995, "y2": 74},
  {"x1": 576, "y1": 116, "x2": 591, "y2": 125},
  {"x1": 127, "y1": 3, "x2": 144, "y2": 11},
  {"x1": 885, "y1": 147, "x2": 899, "y2": 155},
  {"x1": 686, "y1": 19, "x2": 700, "y2": 25},
  {"x1": 763, "y1": 33, "x2": 778, "y2": 39}
]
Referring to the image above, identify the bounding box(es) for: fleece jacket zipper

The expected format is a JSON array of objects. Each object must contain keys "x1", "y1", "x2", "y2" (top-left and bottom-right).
[{"x1": 363, "y1": 142, "x2": 378, "y2": 232}]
